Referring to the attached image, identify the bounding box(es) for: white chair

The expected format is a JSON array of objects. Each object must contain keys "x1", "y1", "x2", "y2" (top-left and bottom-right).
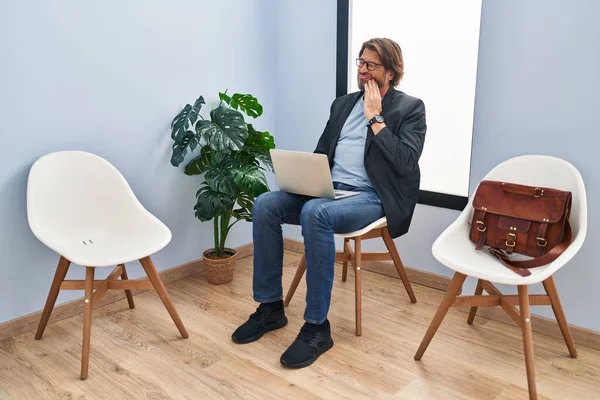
[
  {"x1": 27, "y1": 150, "x2": 188, "y2": 380},
  {"x1": 414, "y1": 155, "x2": 587, "y2": 400},
  {"x1": 284, "y1": 217, "x2": 417, "y2": 336}
]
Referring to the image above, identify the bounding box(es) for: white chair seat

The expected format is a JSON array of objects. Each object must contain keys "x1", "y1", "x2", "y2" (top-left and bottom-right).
[
  {"x1": 37, "y1": 218, "x2": 171, "y2": 268},
  {"x1": 27, "y1": 150, "x2": 172, "y2": 267},
  {"x1": 337, "y1": 217, "x2": 387, "y2": 238},
  {"x1": 433, "y1": 218, "x2": 561, "y2": 285},
  {"x1": 432, "y1": 154, "x2": 586, "y2": 286}
]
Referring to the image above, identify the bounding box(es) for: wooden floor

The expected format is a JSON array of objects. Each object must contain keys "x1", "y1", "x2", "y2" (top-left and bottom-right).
[{"x1": 1, "y1": 251, "x2": 600, "y2": 400}]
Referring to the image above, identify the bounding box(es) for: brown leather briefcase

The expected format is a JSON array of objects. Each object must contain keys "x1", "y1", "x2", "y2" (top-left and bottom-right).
[{"x1": 469, "y1": 180, "x2": 572, "y2": 277}]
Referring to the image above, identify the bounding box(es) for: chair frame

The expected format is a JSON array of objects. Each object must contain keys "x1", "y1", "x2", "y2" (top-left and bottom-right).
[
  {"x1": 35, "y1": 255, "x2": 188, "y2": 380},
  {"x1": 414, "y1": 155, "x2": 586, "y2": 400},
  {"x1": 415, "y1": 272, "x2": 576, "y2": 400},
  {"x1": 284, "y1": 223, "x2": 417, "y2": 336}
]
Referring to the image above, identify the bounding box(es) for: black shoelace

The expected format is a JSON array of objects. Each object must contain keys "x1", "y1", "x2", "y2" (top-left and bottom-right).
[
  {"x1": 297, "y1": 324, "x2": 322, "y2": 345},
  {"x1": 249, "y1": 308, "x2": 270, "y2": 325}
]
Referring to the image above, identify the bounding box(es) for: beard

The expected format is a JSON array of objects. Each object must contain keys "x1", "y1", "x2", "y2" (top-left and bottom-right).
[{"x1": 357, "y1": 75, "x2": 384, "y2": 90}]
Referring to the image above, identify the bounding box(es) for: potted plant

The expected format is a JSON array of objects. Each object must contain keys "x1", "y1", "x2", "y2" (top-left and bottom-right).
[{"x1": 169, "y1": 91, "x2": 275, "y2": 284}]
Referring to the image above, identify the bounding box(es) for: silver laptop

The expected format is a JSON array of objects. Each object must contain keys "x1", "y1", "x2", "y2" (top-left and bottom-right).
[{"x1": 269, "y1": 149, "x2": 360, "y2": 199}]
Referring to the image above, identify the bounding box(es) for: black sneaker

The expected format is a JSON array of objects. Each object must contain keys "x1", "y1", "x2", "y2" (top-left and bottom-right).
[
  {"x1": 231, "y1": 301, "x2": 288, "y2": 344},
  {"x1": 280, "y1": 320, "x2": 334, "y2": 368}
]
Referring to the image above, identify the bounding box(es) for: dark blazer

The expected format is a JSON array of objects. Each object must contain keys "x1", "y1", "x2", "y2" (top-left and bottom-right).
[{"x1": 314, "y1": 87, "x2": 427, "y2": 238}]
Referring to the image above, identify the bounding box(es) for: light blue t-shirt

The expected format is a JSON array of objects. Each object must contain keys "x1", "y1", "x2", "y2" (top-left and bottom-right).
[{"x1": 330, "y1": 97, "x2": 374, "y2": 190}]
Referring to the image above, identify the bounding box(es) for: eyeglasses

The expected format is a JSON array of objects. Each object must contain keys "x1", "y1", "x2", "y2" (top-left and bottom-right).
[{"x1": 356, "y1": 58, "x2": 383, "y2": 71}]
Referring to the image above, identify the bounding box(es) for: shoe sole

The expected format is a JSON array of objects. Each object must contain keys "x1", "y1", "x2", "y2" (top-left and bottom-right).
[
  {"x1": 231, "y1": 316, "x2": 288, "y2": 344},
  {"x1": 280, "y1": 338, "x2": 334, "y2": 369}
]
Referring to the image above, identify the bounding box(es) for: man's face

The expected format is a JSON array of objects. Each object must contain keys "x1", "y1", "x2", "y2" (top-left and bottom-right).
[{"x1": 357, "y1": 48, "x2": 390, "y2": 90}]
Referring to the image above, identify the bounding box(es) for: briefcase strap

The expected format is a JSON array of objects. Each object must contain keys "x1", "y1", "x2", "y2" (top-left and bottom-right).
[{"x1": 488, "y1": 220, "x2": 572, "y2": 277}]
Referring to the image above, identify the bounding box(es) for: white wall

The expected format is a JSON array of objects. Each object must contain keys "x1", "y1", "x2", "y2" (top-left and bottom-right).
[
  {"x1": 2, "y1": 0, "x2": 599, "y2": 333},
  {"x1": 273, "y1": 0, "x2": 600, "y2": 332},
  {"x1": 0, "y1": 0, "x2": 275, "y2": 323},
  {"x1": 468, "y1": 0, "x2": 600, "y2": 330}
]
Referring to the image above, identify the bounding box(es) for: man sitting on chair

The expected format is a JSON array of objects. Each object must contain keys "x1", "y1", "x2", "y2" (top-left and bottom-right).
[{"x1": 232, "y1": 37, "x2": 427, "y2": 368}]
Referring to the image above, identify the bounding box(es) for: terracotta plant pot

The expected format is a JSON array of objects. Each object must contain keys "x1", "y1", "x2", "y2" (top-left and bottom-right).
[{"x1": 202, "y1": 248, "x2": 237, "y2": 285}]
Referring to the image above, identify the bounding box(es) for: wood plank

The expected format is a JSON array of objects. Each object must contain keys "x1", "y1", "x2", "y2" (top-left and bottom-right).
[
  {"x1": 284, "y1": 237, "x2": 459, "y2": 293},
  {"x1": 335, "y1": 253, "x2": 352, "y2": 262},
  {"x1": 0, "y1": 243, "x2": 254, "y2": 342},
  {"x1": 91, "y1": 265, "x2": 124, "y2": 304},
  {"x1": 393, "y1": 377, "x2": 473, "y2": 400},
  {"x1": 60, "y1": 280, "x2": 104, "y2": 290},
  {"x1": 0, "y1": 250, "x2": 599, "y2": 399},
  {"x1": 6, "y1": 239, "x2": 600, "y2": 353},
  {"x1": 503, "y1": 295, "x2": 552, "y2": 306},
  {"x1": 452, "y1": 295, "x2": 502, "y2": 307},
  {"x1": 361, "y1": 252, "x2": 393, "y2": 262},
  {"x1": 283, "y1": 238, "x2": 600, "y2": 351},
  {"x1": 106, "y1": 280, "x2": 154, "y2": 290},
  {"x1": 0, "y1": 259, "x2": 202, "y2": 341}
]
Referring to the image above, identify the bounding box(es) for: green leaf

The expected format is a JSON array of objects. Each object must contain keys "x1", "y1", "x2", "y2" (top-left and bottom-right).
[
  {"x1": 243, "y1": 124, "x2": 275, "y2": 170},
  {"x1": 192, "y1": 95, "x2": 206, "y2": 111},
  {"x1": 171, "y1": 131, "x2": 200, "y2": 166},
  {"x1": 196, "y1": 105, "x2": 248, "y2": 152},
  {"x1": 169, "y1": 95, "x2": 206, "y2": 166},
  {"x1": 247, "y1": 124, "x2": 275, "y2": 149},
  {"x1": 237, "y1": 192, "x2": 254, "y2": 210},
  {"x1": 184, "y1": 146, "x2": 213, "y2": 175},
  {"x1": 218, "y1": 91, "x2": 232, "y2": 106},
  {"x1": 230, "y1": 93, "x2": 263, "y2": 118},
  {"x1": 194, "y1": 186, "x2": 234, "y2": 222},
  {"x1": 232, "y1": 191, "x2": 255, "y2": 222},
  {"x1": 232, "y1": 207, "x2": 252, "y2": 222},
  {"x1": 170, "y1": 96, "x2": 205, "y2": 140},
  {"x1": 204, "y1": 160, "x2": 238, "y2": 196},
  {"x1": 170, "y1": 104, "x2": 191, "y2": 140},
  {"x1": 232, "y1": 163, "x2": 269, "y2": 197}
]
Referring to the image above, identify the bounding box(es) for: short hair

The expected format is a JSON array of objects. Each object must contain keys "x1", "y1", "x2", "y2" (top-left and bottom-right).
[{"x1": 359, "y1": 38, "x2": 404, "y2": 87}]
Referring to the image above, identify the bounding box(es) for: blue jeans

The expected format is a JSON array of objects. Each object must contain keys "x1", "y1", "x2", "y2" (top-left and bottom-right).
[{"x1": 252, "y1": 182, "x2": 385, "y2": 324}]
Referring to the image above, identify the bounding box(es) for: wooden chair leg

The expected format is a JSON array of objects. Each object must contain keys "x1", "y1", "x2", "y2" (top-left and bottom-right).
[
  {"x1": 35, "y1": 256, "x2": 71, "y2": 340},
  {"x1": 518, "y1": 285, "x2": 537, "y2": 400},
  {"x1": 382, "y1": 228, "x2": 417, "y2": 303},
  {"x1": 414, "y1": 272, "x2": 467, "y2": 360},
  {"x1": 542, "y1": 276, "x2": 577, "y2": 358},
  {"x1": 120, "y1": 264, "x2": 135, "y2": 309},
  {"x1": 284, "y1": 255, "x2": 306, "y2": 307},
  {"x1": 354, "y1": 237, "x2": 362, "y2": 336},
  {"x1": 467, "y1": 279, "x2": 484, "y2": 325},
  {"x1": 81, "y1": 267, "x2": 95, "y2": 380},
  {"x1": 92, "y1": 265, "x2": 125, "y2": 305},
  {"x1": 139, "y1": 256, "x2": 188, "y2": 339},
  {"x1": 341, "y1": 238, "x2": 349, "y2": 282}
]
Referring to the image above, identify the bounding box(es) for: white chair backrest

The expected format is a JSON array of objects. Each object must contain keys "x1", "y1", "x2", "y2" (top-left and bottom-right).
[
  {"x1": 461, "y1": 155, "x2": 587, "y2": 248},
  {"x1": 27, "y1": 151, "x2": 145, "y2": 239}
]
